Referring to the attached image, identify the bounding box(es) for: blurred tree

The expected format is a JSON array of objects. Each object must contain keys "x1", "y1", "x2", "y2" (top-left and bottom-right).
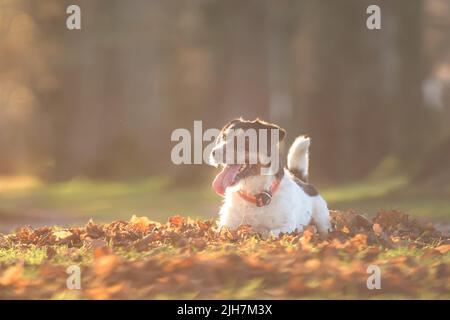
[{"x1": 0, "y1": 0, "x2": 448, "y2": 185}]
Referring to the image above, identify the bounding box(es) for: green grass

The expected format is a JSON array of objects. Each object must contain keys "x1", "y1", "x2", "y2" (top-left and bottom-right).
[
  {"x1": 0, "y1": 176, "x2": 219, "y2": 229},
  {"x1": 0, "y1": 175, "x2": 449, "y2": 232},
  {"x1": 0, "y1": 246, "x2": 47, "y2": 265},
  {"x1": 322, "y1": 176, "x2": 408, "y2": 203},
  {"x1": 322, "y1": 176, "x2": 450, "y2": 221}
]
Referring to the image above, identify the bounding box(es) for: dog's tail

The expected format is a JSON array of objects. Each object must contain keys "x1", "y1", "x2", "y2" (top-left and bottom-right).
[{"x1": 287, "y1": 135, "x2": 310, "y2": 182}]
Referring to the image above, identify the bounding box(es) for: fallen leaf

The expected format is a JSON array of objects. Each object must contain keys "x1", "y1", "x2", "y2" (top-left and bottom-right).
[
  {"x1": 169, "y1": 215, "x2": 185, "y2": 227},
  {"x1": 300, "y1": 229, "x2": 313, "y2": 245},
  {"x1": 0, "y1": 264, "x2": 24, "y2": 286},
  {"x1": 94, "y1": 255, "x2": 119, "y2": 277},
  {"x1": 435, "y1": 244, "x2": 450, "y2": 254},
  {"x1": 53, "y1": 230, "x2": 73, "y2": 241},
  {"x1": 373, "y1": 223, "x2": 383, "y2": 236},
  {"x1": 89, "y1": 239, "x2": 108, "y2": 250},
  {"x1": 129, "y1": 215, "x2": 153, "y2": 233}
]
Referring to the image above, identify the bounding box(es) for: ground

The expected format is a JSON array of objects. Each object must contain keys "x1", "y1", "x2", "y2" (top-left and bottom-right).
[
  {"x1": 1, "y1": 210, "x2": 449, "y2": 299},
  {"x1": 1, "y1": 175, "x2": 449, "y2": 232}
]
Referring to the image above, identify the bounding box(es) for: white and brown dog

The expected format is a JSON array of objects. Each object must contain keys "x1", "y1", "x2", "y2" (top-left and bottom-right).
[{"x1": 210, "y1": 118, "x2": 330, "y2": 237}]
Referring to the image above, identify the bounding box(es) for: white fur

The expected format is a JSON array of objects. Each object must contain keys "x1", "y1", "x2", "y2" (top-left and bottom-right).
[
  {"x1": 287, "y1": 135, "x2": 310, "y2": 179},
  {"x1": 217, "y1": 136, "x2": 331, "y2": 237}
]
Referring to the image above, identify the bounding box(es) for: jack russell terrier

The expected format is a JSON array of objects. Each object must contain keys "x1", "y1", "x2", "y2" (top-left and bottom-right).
[{"x1": 210, "y1": 118, "x2": 331, "y2": 237}]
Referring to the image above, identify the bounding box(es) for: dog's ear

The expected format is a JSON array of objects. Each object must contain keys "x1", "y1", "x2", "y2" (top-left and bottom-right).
[
  {"x1": 218, "y1": 118, "x2": 242, "y2": 139},
  {"x1": 277, "y1": 127, "x2": 286, "y2": 142},
  {"x1": 253, "y1": 119, "x2": 286, "y2": 142},
  {"x1": 221, "y1": 118, "x2": 241, "y2": 131}
]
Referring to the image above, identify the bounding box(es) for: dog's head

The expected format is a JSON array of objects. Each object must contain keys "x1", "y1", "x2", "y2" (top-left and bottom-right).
[{"x1": 210, "y1": 118, "x2": 286, "y2": 196}]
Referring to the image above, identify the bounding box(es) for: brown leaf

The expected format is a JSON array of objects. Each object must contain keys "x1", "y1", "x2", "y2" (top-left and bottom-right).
[
  {"x1": 363, "y1": 247, "x2": 380, "y2": 262},
  {"x1": 86, "y1": 219, "x2": 105, "y2": 238},
  {"x1": 373, "y1": 223, "x2": 383, "y2": 236},
  {"x1": 46, "y1": 246, "x2": 57, "y2": 259},
  {"x1": 354, "y1": 214, "x2": 372, "y2": 229},
  {"x1": 192, "y1": 238, "x2": 207, "y2": 250},
  {"x1": 89, "y1": 239, "x2": 108, "y2": 250},
  {"x1": 133, "y1": 233, "x2": 159, "y2": 251}
]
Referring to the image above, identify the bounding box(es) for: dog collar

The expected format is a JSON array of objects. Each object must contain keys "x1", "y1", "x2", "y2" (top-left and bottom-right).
[{"x1": 237, "y1": 177, "x2": 282, "y2": 207}]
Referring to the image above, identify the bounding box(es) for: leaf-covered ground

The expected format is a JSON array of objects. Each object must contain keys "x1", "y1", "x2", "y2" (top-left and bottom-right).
[{"x1": 0, "y1": 210, "x2": 449, "y2": 299}]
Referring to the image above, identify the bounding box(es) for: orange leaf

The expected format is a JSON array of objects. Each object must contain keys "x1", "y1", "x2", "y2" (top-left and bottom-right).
[
  {"x1": 300, "y1": 229, "x2": 313, "y2": 245},
  {"x1": 351, "y1": 234, "x2": 367, "y2": 249},
  {"x1": 304, "y1": 259, "x2": 321, "y2": 271},
  {"x1": 93, "y1": 246, "x2": 112, "y2": 258},
  {"x1": 0, "y1": 264, "x2": 24, "y2": 286},
  {"x1": 86, "y1": 283, "x2": 124, "y2": 300},
  {"x1": 435, "y1": 244, "x2": 450, "y2": 254},
  {"x1": 169, "y1": 215, "x2": 185, "y2": 227},
  {"x1": 94, "y1": 255, "x2": 119, "y2": 277},
  {"x1": 129, "y1": 215, "x2": 152, "y2": 232}
]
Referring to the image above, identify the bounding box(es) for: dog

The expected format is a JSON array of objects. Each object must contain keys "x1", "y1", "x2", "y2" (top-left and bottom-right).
[{"x1": 210, "y1": 118, "x2": 331, "y2": 237}]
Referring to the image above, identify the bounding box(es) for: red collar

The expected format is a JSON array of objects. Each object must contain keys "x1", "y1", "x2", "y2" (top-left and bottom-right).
[{"x1": 237, "y1": 177, "x2": 282, "y2": 207}]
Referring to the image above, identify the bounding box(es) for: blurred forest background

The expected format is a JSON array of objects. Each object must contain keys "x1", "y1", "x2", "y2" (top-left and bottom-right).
[{"x1": 0, "y1": 0, "x2": 449, "y2": 231}]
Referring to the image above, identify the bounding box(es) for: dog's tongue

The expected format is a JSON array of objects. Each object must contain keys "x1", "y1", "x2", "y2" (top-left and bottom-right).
[{"x1": 212, "y1": 165, "x2": 241, "y2": 196}]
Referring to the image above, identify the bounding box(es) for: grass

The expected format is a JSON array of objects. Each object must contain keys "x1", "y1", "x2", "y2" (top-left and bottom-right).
[
  {"x1": 0, "y1": 176, "x2": 218, "y2": 230},
  {"x1": 0, "y1": 174, "x2": 449, "y2": 232},
  {"x1": 322, "y1": 176, "x2": 408, "y2": 203},
  {"x1": 322, "y1": 176, "x2": 450, "y2": 222}
]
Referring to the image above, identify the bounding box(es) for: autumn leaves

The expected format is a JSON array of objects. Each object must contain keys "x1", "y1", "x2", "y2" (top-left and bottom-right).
[{"x1": 0, "y1": 210, "x2": 449, "y2": 299}]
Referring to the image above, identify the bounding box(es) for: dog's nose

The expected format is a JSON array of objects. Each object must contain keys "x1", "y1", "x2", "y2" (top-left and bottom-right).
[{"x1": 212, "y1": 150, "x2": 216, "y2": 157}]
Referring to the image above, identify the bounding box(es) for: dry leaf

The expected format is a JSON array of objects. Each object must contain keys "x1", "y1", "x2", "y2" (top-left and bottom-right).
[
  {"x1": 169, "y1": 215, "x2": 185, "y2": 227},
  {"x1": 300, "y1": 229, "x2": 313, "y2": 245},
  {"x1": 435, "y1": 244, "x2": 450, "y2": 254},
  {"x1": 373, "y1": 223, "x2": 383, "y2": 236},
  {"x1": 53, "y1": 230, "x2": 73, "y2": 241},
  {"x1": 129, "y1": 215, "x2": 153, "y2": 232},
  {"x1": 0, "y1": 264, "x2": 24, "y2": 286},
  {"x1": 94, "y1": 255, "x2": 119, "y2": 277}
]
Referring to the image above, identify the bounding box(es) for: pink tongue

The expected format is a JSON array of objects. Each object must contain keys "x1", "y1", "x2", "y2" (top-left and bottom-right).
[{"x1": 212, "y1": 165, "x2": 241, "y2": 196}]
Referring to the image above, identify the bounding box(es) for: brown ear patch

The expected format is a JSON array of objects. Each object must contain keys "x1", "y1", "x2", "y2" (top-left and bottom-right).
[
  {"x1": 226, "y1": 118, "x2": 286, "y2": 142},
  {"x1": 252, "y1": 119, "x2": 286, "y2": 142}
]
